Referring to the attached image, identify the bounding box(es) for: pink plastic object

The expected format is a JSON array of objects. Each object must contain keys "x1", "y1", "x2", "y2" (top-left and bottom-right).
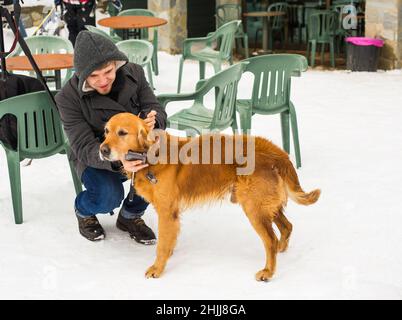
[{"x1": 346, "y1": 37, "x2": 384, "y2": 47}]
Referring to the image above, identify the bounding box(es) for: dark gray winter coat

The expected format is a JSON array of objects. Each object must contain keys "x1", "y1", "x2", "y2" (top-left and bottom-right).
[{"x1": 55, "y1": 63, "x2": 167, "y2": 178}]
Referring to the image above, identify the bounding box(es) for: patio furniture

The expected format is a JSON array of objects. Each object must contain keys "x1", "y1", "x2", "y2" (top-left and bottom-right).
[
  {"x1": 116, "y1": 39, "x2": 155, "y2": 90},
  {"x1": 85, "y1": 25, "x2": 122, "y2": 43},
  {"x1": 158, "y1": 62, "x2": 248, "y2": 136},
  {"x1": 177, "y1": 20, "x2": 241, "y2": 93},
  {"x1": 0, "y1": 91, "x2": 82, "y2": 224},
  {"x1": 117, "y1": 9, "x2": 162, "y2": 76},
  {"x1": 6, "y1": 53, "x2": 74, "y2": 90},
  {"x1": 236, "y1": 54, "x2": 308, "y2": 168},
  {"x1": 287, "y1": 3, "x2": 306, "y2": 45},
  {"x1": 10, "y1": 35, "x2": 74, "y2": 87},
  {"x1": 216, "y1": 4, "x2": 249, "y2": 58},
  {"x1": 307, "y1": 10, "x2": 337, "y2": 68},
  {"x1": 254, "y1": 2, "x2": 288, "y2": 51}
]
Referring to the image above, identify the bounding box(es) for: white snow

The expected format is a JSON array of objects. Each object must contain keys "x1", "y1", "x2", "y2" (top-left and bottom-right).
[{"x1": 1, "y1": 4, "x2": 402, "y2": 301}]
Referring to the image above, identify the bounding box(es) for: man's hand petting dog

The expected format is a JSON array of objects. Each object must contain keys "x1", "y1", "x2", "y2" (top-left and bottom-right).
[
  {"x1": 144, "y1": 110, "x2": 157, "y2": 130},
  {"x1": 121, "y1": 159, "x2": 148, "y2": 173}
]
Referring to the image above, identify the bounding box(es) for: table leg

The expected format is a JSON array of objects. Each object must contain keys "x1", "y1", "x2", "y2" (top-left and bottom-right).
[
  {"x1": 55, "y1": 70, "x2": 61, "y2": 90},
  {"x1": 284, "y1": 18, "x2": 289, "y2": 48},
  {"x1": 134, "y1": 28, "x2": 141, "y2": 39},
  {"x1": 262, "y1": 16, "x2": 269, "y2": 52},
  {"x1": 123, "y1": 29, "x2": 129, "y2": 40}
]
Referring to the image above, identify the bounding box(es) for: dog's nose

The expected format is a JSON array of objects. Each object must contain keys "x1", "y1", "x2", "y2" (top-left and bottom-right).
[{"x1": 101, "y1": 145, "x2": 111, "y2": 156}]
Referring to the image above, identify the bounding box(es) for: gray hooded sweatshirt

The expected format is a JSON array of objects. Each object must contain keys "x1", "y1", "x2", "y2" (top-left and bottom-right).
[{"x1": 55, "y1": 31, "x2": 167, "y2": 178}]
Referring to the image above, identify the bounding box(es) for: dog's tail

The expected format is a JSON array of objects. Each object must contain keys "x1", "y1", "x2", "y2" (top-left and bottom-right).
[{"x1": 276, "y1": 159, "x2": 321, "y2": 206}]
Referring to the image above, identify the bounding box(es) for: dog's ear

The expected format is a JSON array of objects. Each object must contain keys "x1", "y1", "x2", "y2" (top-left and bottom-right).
[{"x1": 137, "y1": 126, "x2": 155, "y2": 150}]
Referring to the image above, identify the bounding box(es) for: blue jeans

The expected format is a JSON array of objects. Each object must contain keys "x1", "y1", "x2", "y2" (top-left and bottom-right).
[{"x1": 75, "y1": 167, "x2": 149, "y2": 219}]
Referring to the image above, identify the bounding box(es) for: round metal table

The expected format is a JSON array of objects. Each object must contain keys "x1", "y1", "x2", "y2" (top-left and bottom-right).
[{"x1": 6, "y1": 53, "x2": 74, "y2": 89}]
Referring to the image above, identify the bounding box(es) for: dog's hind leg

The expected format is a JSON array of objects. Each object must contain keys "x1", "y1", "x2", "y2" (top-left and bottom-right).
[
  {"x1": 145, "y1": 206, "x2": 180, "y2": 279},
  {"x1": 274, "y1": 208, "x2": 293, "y2": 253},
  {"x1": 240, "y1": 200, "x2": 279, "y2": 281}
]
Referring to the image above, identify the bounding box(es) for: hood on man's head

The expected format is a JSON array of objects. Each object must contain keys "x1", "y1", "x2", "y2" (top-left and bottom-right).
[{"x1": 74, "y1": 31, "x2": 128, "y2": 92}]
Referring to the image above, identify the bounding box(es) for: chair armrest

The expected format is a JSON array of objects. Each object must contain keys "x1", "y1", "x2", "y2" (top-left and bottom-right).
[
  {"x1": 157, "y1": 92, "x2": 199, "y2": 109},
  {"x1": 291, "y1": 55, "x2": 309, "y2": 76},
  {"x1": 182, "y1": 34, "x2": 215, "y2": 57}
]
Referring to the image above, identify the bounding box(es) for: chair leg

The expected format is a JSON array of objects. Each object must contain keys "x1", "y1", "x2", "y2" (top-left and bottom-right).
[
  {"x1": 281, "y1": 30, "x2": 286, "y2": 49},
  {"x1": 199, "y1": 61, "x2": 206, "y2": 80},
  {"x1": 330, "y1": 39, "x2": 335, "y2": 68},
  {"x1": 152, "y1": 33, "x2": 159, "y2": 76},
  {"x1": 5, "y1": 150, "x2": 23, "y2": 224},
  {"x1": 146, "y1": 62, "x2": 155, "y2": 90},
  {"x1": 177, "y1": 57, "x2": 184, "y2": 93},
  {"x1": 254, "y1": 29, "x2": 261, "y2": 51},
  {"x1": 231, "y1": 111, "x2": 239, "y2": 134},
  {"x1": 280, "y1": 111, "x2": 290, "y2": 154},
  {"x1": 238, "y1": 108, "x2": 252, "y2": 134},
  {"x1": 289, "y1": 102, "x2": 301, "y2": 168},
  {"x1": 269, "y1": 29, "x2": 274, "y2": 51},
  {"x1": 321, "y1": 43, "x2": 325, "y2": 66},
  {"x1": 234, "y1": 38, "x2": 240, "y2": 56},
  {"x1": 243, "y1": 34, "x2": 249, "y2": 58},
  {"x1": 68, "y1": 161, "x2": 82, "y2": 196},
  {"x1": 212, "y1": 62, "x2": 221, "y2": 74},
  {"x1": 310, "y1": 40, "x2": 316, "y2": 67},
  {"x1": 151, "y1": 54, "x2": 159, "y2": 76},
  {"x1": 336, "y1": 36, "x2": 341, "y2": 55},
  {"x1": 298, "y1": 27, "x2": 302, "y2": 45},
  {"x1": 63, "y1": 144, "x2": 82, "y2": 195}
]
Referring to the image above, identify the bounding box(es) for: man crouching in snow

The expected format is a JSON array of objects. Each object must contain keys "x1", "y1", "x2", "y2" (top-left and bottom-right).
[{"x1": 55, "y1": 31, "x2": 167, "y2": 242}]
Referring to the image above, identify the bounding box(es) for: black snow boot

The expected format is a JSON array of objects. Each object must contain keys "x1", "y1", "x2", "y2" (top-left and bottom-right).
[
  {"x1": 75, "y1": 209, "x2": 105, "y2": 241},
  {"x1": 116, "y1": 211, "x2": 156, "y2": 245}
]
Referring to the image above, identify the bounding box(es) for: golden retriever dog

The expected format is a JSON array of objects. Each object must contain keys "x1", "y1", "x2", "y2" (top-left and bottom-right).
[{"x1": 100, "y1": 112, "x2": 320, "y2": 281}]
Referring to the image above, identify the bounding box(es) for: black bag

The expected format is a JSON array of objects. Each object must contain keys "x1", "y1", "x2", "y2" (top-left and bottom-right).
[{"x1": 0, "y1": 73, "x2": 45, "y2": 150}]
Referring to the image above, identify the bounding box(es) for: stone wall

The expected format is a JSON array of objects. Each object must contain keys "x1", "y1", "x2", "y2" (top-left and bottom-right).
[
  {"x1": 150, "y1": 0, "x2": 243, "y2": 53},
  {"x1": 148, "y1": 0, "x2": 187, "y2": 54},
  {"x1": 21, "y1": 5, "x2": 51, "y2": 28},
  {"x1": 365, "y1": 0, "x2": 402, "y2": 69}
]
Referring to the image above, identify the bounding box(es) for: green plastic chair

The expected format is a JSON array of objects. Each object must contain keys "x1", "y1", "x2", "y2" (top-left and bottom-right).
[
  {"x1": 158, "y1": 62, "x2": 248, "y2": 136},
  {"x1": 177, "y1": 20, "x2": 241, "y2": 94},
  {"x1": 11, "y1": 35, "x2": 74, "y2": 87},
  {"x1": 287, "y1": 3, "x2": 306, "y2": 44},
  {"x1": 115, "y1": 9, "x2": 160, "y2": 76},
  {"x1": 216, "y1": 4, "x2": 249, "y2": 58},
  {"x1": 307, "y1": 10, "x2": 337, "y2": 68},
  {"x1": 116, "y1": 39, "x2": 154, "y2": 90},
  {"x1": 85, "y1": 25, "x2": 122, "y2": 43},
  {"x1": 254, "y1": 2, "x2": 288, "y2": 51},
  {"x1": 0, "y1": 91, "x2": 82, "y2": 224},
  {"x1": 236, "y1": 54, "x2": 308, "y2": 168}
]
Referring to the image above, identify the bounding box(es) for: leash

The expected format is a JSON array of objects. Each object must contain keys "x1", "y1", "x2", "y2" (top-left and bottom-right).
[{"x1": 125, "y1": 151, "x2": 157, "y2": 202}]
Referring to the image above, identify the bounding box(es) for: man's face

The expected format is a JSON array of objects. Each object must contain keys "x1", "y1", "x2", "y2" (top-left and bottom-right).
[{"x1": 86, "y1": 62, "x2": 117, "y2": 95}]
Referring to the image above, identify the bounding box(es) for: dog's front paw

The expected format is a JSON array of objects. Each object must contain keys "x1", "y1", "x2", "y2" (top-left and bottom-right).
[
  {"x1": 255, "y1": 269, "x2": 274, "y2": 282},
  {"x1": 145, "y1": 265, "x2": 164, "y2": 278}
]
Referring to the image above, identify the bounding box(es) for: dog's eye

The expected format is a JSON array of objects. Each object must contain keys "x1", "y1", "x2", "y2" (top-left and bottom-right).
[
  {"x1": 118, "y1": 130, "x2": 128, "y2": 137},
  {"x1": 105, "y1": 128, "x2": 109, "y2": 135}
]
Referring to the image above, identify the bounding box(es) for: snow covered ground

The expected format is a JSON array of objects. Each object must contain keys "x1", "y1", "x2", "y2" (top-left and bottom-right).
[{"x1": 1, "y1": 4, "x2": 402, "y2": 301}]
